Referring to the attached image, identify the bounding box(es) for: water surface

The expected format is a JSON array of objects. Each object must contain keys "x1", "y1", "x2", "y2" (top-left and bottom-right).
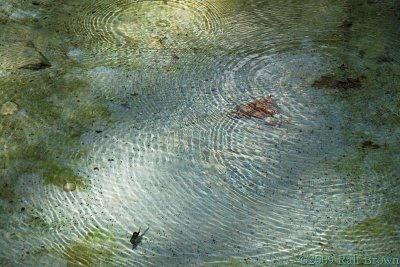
[{"x1": 1, "y1": 0, "x2": 399, "y2": 266}]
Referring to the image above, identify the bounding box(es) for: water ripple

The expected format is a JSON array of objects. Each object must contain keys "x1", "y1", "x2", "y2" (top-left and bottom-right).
[
  {"x1": 2, "y1": 0, "x2": 400, "y2": 266},
  {"x1": 64, "y1": 0, "x2": 226, "y2": 66}
]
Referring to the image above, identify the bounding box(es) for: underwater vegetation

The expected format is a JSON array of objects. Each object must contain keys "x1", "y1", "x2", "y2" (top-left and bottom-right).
[
  {"x1": 62, "y1": 228, "x2": 116, "y2": 267},
  {"x1": 0, "y1": 73, "x2": 112, "y2": 197},
  {"x1": 343, "y1": 203, "x2": 400, "y2": 238}
]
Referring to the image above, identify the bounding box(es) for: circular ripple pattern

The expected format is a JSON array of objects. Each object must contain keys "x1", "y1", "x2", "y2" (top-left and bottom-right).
[{"x1": 65, "y1": 0, "x2": 225, "y2": 65}]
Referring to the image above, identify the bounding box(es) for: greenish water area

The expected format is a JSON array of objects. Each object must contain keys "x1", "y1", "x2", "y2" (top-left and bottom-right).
[{"x1": 0, "y1": 0, "x2": 399, "y2": 266}]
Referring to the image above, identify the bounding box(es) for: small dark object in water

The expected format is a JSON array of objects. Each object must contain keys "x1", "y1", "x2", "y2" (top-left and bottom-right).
[
  {"x1": 228, "y1": 95, "x2": 279, "y2": 119},
  {"x1": 377, "y1": 53, "x2": 394, "y2": 63},
  {"x1": 339, "y1": 20, "x2": 353, "y2": 30},
  {"x1": 171, "y1": 53, "x2": 179, "y2": 60},
  {"x1": 130, "y1": 227, "x2": 141, "y2": 244},
  {"x1": 361, "y1": 140, "x2": 380, "y2": 149},
  {"x1": 312, "y1": 75, "x2": 363, "y2": 89}
]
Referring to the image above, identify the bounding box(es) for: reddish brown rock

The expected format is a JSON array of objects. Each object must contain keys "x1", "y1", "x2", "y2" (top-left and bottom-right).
[{"x1": 228, "y1": 95, "x2": 279, "y2": 119}]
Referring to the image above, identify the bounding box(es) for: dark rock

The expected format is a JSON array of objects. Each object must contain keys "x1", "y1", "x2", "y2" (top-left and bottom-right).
[
  {"x1": 18, "y1": 58, "x2": 51, "y2": 70},
  {"x1": 228, "y1": 95, "x2": 279, "y2": 119},
  {"x1": 0, "y1": 41, "x2": 51, "y2": 70},
  {"x1": 312, "y1": 75, "x2": 364, "y2": 89},
  {"x1": 18, "y1": 43, "x2": 51, "y2": 70}
]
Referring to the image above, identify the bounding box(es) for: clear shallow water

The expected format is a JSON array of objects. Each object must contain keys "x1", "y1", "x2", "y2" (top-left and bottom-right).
[{"x1": 1, "y1": 0, "x2": 399, "y2": 266}]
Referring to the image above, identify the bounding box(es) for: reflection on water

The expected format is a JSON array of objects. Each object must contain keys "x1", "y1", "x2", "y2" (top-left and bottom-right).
[{"x1": 1, "y1": 0, "x2": 399, "y2": 266}]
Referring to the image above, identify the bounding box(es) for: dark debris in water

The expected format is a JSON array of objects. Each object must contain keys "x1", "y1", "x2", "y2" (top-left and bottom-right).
[
  {"x1": 130, "y1": 227, "x2": 141, "y2": 245},
  {"x1": 361, "y1": 140, "x2": 380, "y2": 149},
  {"x1": 312, "y1": 75, "x2": 365, "y2": 90},
  {"x1": 130, "y1": 226, "x2": 149, "y2": 249},
  {"x1": 338, "y1": 20, "x2": 353, "y2": 30},
  {"x1": 377, "y1": 52, "x2": 394, "y2": 63}
]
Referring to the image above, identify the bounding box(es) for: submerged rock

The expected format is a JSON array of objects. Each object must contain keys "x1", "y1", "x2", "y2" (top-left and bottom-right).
[
  {"x1": 1, "y1": 101, "x2": 18, "y2": 115},
  {"x1": 63, "y1": 182, "x2": 76, "y2": 192},
  {"x1": 0, "y1": 41, "x2": 51, "y2": 70},
  {"x1": 17, "y1": 44, "x2": 51, "y2": 70},
  {"x1": 228, "y1": 95, "x2": 279, "y2": 119},
  {"x1": 18, "y1": 53, "x2": 51, "y2": 70}
]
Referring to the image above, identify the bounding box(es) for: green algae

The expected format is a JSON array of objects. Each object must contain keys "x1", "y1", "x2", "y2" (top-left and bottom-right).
[
  {"x1": 70, "y1": 104, "x2": 113, "y2": 127},
  {"x1": 43, "y1": 163, "x2": 88, "y2": 190},
  {"x1": 328, "y1": 154, "x2": 364, "y2": 182},
  {"x1": 27, "y1": 213, "x2": 51, "y2": 229},
  {"x1": 0, "y1": 71, "x2": 113, "y2": 194},
  {"x1": 308, "y1": 1, "x2": 400, "y2": 257},
  {"x1": 62, "y1": 228, "x2": 116, "y2": 267},
  {"x1": 0, "y1": 182, "x2": 17, "y2": 201},
  {"x1": 344, "y1": 203, "x2": 400, "y2": 239},
  {"x1": 313, "y1": 0, "x2": 400, "y2": 184},
  {"x1": 1, "y1": 139, "x2": 89, "y2": 191},
  {"x1": 340, "y1": 156, "x2": 363, "y2": 179}
]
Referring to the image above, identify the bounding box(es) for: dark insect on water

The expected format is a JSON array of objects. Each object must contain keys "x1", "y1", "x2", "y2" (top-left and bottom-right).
[{"x1": 130, "y1": 227, "x2": 141, "y2": 244}]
